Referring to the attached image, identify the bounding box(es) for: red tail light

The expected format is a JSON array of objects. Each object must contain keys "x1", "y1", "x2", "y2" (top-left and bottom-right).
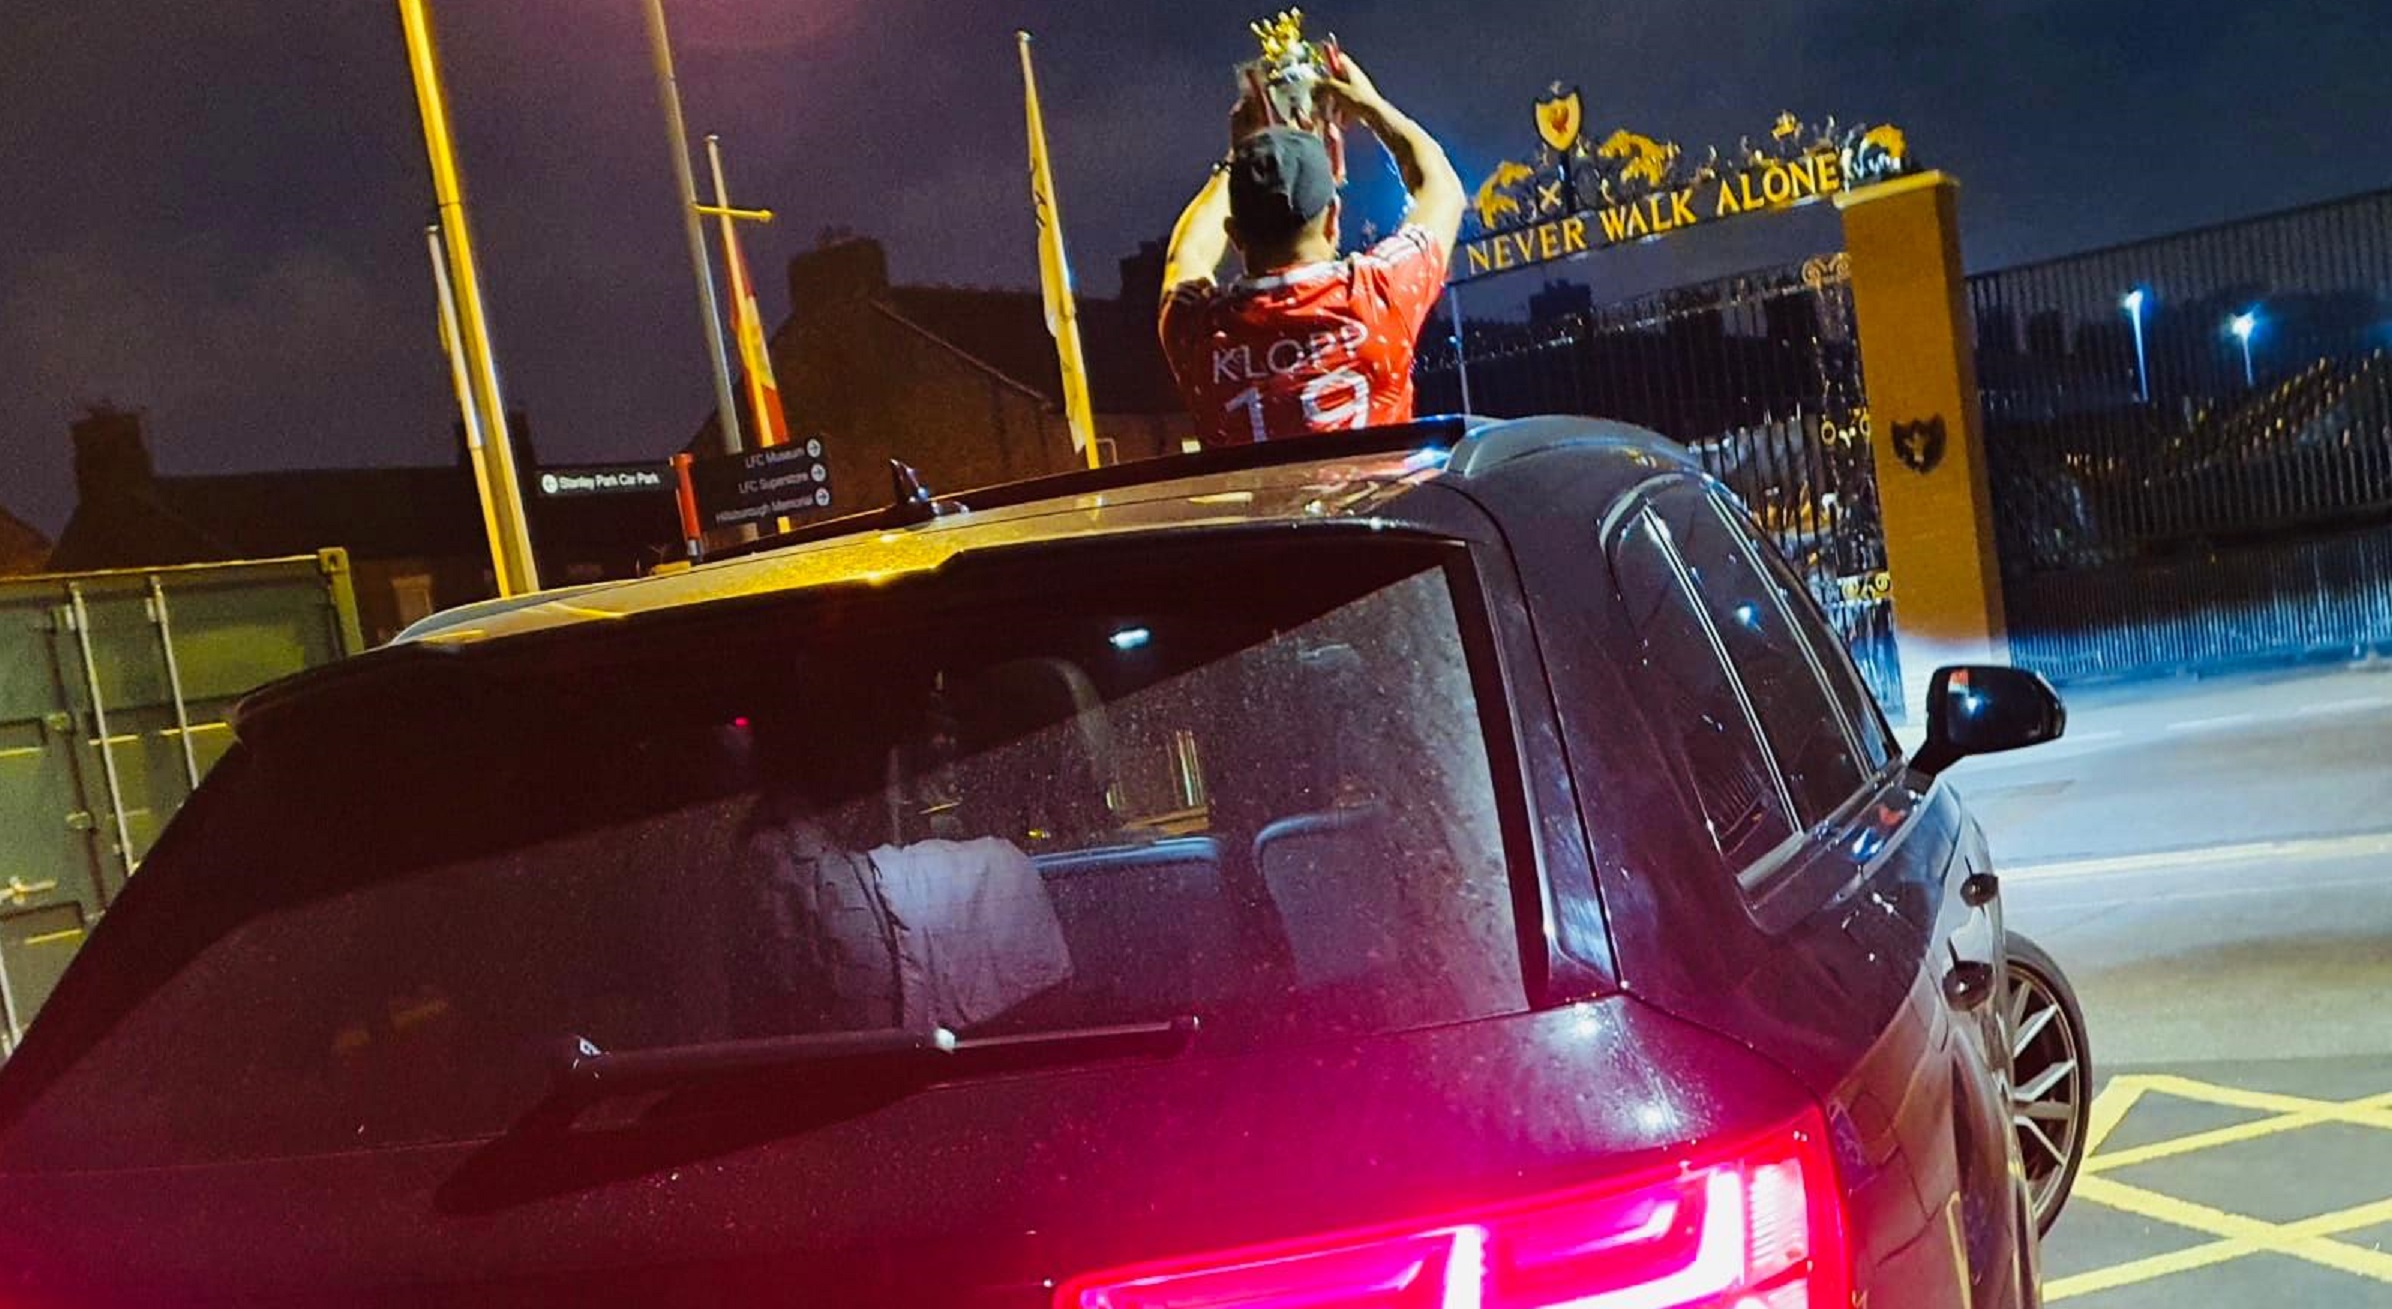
[{"x1": 1057, "y1": 1108, "x2": 1849, "y2": 1309}]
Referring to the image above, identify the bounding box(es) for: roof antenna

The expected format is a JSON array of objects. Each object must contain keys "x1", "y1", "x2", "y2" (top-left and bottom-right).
[
  {"x1": 890, "y1": 459, "x2": 933, "y2": 508},
  {"x1": 887, "y1": 459, "x2": 962, "y2": 526}
]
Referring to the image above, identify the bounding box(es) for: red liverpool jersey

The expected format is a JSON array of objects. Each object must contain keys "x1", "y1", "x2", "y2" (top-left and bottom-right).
[{"x1": 1160, "y1": 225, "x2": 1450, "y2": 446}]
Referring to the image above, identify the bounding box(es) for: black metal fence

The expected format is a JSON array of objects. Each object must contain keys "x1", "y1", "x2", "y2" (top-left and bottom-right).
[
  {"x1": 1418, "y1": 258, "x2": 1904, "y2": 713},
  {"x1": 1968, "y1": 189, "x2": 2392, "y2": 683}
]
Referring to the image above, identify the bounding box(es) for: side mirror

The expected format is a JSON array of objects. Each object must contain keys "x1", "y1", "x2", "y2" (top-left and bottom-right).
[{"x1": 1912, "y1": 665, "x2": 2066, "y2": 777}]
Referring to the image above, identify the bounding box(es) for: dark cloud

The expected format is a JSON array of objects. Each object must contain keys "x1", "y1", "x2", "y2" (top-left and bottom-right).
[{"x1": 5, "y1": 0, "x2": 2390, "y2": 537}]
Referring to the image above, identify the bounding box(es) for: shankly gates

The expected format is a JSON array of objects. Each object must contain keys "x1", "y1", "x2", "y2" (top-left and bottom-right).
[
  {"x1": 1449, "y1": 88, "x2": 1913, "y2": 284},
  {"x1": 1419, "y1": 91, "x2": 1964, "y2": 714},
  {"x1": 1418, "y1": 260, "x2": 1907, "y2": 713},
  {"x1": 1420, "y1": 82, "x2": 2392, "y2": 692}
]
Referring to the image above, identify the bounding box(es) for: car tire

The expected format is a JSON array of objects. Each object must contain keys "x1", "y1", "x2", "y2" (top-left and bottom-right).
[{"x1": 2005, "y1": 931, "x2": 2090, "y2": 1236}]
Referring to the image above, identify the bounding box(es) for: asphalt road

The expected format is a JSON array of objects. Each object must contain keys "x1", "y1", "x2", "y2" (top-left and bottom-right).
[
  {"x1": 1950, "y1": 661, "x2": 2392, "y2": 1066},
  {"x1": 1941, "y1": 662, "x2": 2392, "y2": 1303}
]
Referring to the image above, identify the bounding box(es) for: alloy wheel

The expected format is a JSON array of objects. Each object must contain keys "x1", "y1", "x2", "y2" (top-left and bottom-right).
[{"x1": 2008, "y1": 953, "x2": 2086, "y2": 1231}]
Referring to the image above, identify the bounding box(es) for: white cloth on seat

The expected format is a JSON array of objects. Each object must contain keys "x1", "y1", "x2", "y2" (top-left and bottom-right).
[{"x1": 867, "y1": 837, "x2": 1073, "y2": 1031}]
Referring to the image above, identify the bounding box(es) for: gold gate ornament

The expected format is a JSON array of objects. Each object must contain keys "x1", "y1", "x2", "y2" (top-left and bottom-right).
[{"x1": 1535, "y1": 84, "x2": 1583, "y2": 153}]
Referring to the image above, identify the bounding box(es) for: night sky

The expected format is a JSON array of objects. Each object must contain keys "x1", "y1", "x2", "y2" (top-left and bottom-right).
[{"x1": 5, "y1": 0, "x2": 2390, "y2": 537}]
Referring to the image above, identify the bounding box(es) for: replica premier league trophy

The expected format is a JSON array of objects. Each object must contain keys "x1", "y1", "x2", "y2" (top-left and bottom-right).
[{"x1": 1242, "y1": 9, "x2": 1347, "y2": 183}]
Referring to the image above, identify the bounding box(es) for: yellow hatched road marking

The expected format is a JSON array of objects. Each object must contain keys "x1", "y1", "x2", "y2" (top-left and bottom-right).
[
  {"x1": 2044, "y1": 1075, "x2": 2392, "y2": 1301},
  {"x1": 2047, "y1": 1194, "x2": 2392, "y2": 1300},
  {"x1": 2079, "y1": 1073, "x2": 2151, "y2": 1159},
  {"x1": 2045, "y1": 1233, "x2": 2257, "y2": 1301},
  {"x1": 2087, "y1": 1089, "x2": 2392, "y2": 1174},
  {"x1": 2067, "y1": 1176, "x2": 2392, "y2": 1282},
  {"x1": 2135, "y1": 1074, "x2": 2392, "y2": 1129}
]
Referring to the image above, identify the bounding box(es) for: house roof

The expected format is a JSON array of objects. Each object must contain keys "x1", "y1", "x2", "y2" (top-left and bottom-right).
[
  {"x1": 881, "y1": 286, "x2": 1181, "y2": 416},
  {"x1": 0, "y1": 505, "x2": 50, "y2": 575},
  {"x1": 146, "y1": 467, "x2": 489, "y2": 561}
]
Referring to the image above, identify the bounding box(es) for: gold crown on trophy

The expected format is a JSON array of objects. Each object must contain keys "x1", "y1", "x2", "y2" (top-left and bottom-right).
[
  {"x1": 1250, "y1": 9, "x2": 1311, "y2": 64},
  {"x1": 1241, "y1": 8, "x2": 1345, "y2": 177},
  {"x1": 1243, "y1": 9, "x2": 1333, "y2": 122}
]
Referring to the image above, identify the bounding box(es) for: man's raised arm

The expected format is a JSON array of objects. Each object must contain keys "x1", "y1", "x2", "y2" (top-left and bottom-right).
[
  {"x1": 1162, "y1": 93, "x2": 1271, "y2": 297},
  {"x1": 1323, "y1": 58, "x2": 1464, "y2": 256}
]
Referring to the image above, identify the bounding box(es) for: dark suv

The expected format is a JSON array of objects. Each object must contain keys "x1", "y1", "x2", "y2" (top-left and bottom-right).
[{"x1": 0, "y1": 416, "x2": 2086, "y2": 1307}]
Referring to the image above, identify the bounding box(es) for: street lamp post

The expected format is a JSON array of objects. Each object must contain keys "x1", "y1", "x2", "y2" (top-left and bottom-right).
[
  {"x1": 2230, "y1": 311, "x2": 2258, "y2": 389},
  {"x1": 2121, "y1": 289, "x2": 2149, "y2": 404},
  {"x1": 1446, "y1": 285, "x2": 1474, "y2": 415},
  {"x1": 642, "y1": 0, "x2": 745, "y2": 459}
]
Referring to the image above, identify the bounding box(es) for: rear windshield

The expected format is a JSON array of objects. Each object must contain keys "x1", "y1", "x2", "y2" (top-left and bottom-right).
[{"x1": 0, "y1": 535, "x2": 1525, "y2": 1169}]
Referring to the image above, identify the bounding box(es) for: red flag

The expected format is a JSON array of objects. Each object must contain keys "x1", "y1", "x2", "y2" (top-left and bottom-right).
[{"x1": 722, "y1": 219, "x2": 791, "y2": 448}]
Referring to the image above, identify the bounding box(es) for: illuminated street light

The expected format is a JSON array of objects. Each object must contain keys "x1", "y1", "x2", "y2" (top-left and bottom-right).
[
  {"x1": 2121, "y1": 289, "x2": 2149, "y2": 404},
  {"x1": 2230, "y1": 311, "x2": 2258, "y2": 388}
]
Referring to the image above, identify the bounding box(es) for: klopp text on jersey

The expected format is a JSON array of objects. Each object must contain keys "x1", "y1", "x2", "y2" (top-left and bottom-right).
[{"x1": 1162, "y1": 226, "x2": 1450, "y2": 446}]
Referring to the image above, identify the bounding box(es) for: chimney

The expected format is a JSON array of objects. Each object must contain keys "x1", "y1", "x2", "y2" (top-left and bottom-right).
[
  {"x1": 788, "y1": 236, "x2": 890, "y2": 312},
  {"x1": 71, "y1": 407, "x2": 154, "y2": 502},
  {"x1": 453, "y1": 411, "x2": 536, "y2": 467},
  {"x1": 1118, "y1": 240, "x2": 1166, "y2": 327}
]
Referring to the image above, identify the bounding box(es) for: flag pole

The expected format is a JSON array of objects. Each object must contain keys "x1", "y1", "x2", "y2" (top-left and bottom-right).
[
  {"x1": 704, "y1": 134, "x2": 795, "y2": 534},
  {"x1": 704, "y1": 132, "x2": 745, "y2": 445},
  {"x1": 704, "y1": 133, "x2": 780, "y2": 451},
  {"x1": 426, "y1": 223, "x2": 509, "y2": 583},
  {"x1": 1018, "y1": 31, "x2": 1103, "y2": 470},
  {"x1": 397, "y1": 0, "x2": 540, "y2": 596},
  {"x1": 643, "y1": 0, "x2": 744, "y2": 459}
]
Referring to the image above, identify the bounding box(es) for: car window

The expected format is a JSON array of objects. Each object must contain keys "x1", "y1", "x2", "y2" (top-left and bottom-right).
[
  {"x1": 1612, "y1": 506, "x2": 1800, "y2": 877},
  {"x1": 1662, "y1": 489, "x2": 1869, "y2": 829},
  {"x1": 0, "y1": 536, "x2": 1524, "y2": 1171},
  {"x1": 1731, "y1": 499, "x2": 1900, "y2": 773}
]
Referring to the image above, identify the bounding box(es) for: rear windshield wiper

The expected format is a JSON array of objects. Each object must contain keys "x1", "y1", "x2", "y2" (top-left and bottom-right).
[
  {"x1": 940, "y1": 1014, "x2": 1200, "y2": 1076},
  {"x1": 555, "y1": 1026, "x2": 957, "y2": 1099},
  {"x1": 532, "y1": 1016, "x2": 1199, "y2": 1125},
  {"x1": 442, "y1": 1019, "x2": 1199, "y2": 1214}
]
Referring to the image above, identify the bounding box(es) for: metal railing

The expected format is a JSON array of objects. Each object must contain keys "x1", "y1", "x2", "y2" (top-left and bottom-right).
[
  {"x1": 1418, "y1": 258, "x2": 1903, "y2": 713},
  {"x1": 1419, "y1": 258, "x2": 1866, "y2": 441},
  {"x1": 1966, "y1": 189, "x2": 2392, "y2": 681}
]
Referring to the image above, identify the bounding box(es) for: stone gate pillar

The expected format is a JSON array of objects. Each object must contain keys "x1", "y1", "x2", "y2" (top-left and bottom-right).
[{"x1": 1836, "y1": 171, "x2": 2006, "y2": 718}]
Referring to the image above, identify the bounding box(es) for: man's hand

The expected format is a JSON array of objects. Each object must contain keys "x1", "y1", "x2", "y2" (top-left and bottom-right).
[
  {"x1": 1310, "y1": 52, "x2": 1465, "y2": 256},
  {"x1": 1318, "y1": 55, "x2": 1387, "y2": 125}
]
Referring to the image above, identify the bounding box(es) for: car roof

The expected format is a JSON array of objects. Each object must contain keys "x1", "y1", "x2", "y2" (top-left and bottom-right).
[{"x1": 389, "y1": 415, "x2": 1699, "y2": 652}]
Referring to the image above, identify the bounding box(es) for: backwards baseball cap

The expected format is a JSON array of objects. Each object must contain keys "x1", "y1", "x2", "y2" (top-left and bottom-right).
[{"x1": 1228, "y1": 127, "x2": 1337, "y2": 242}]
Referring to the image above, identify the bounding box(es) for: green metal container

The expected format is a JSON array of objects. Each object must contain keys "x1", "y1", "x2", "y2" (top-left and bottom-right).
[{"x1": 0, "y1": 551, "x2": 363, "y2": 1050}]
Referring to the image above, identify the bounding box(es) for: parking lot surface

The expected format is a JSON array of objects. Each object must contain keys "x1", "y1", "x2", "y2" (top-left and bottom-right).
[
  {"x1": 2042, "y1": 1060, "x2": 2392, "y2": 1304},
  {"x1": 1954, "y1": 666, "x2": 2392, "y2": 1304}
]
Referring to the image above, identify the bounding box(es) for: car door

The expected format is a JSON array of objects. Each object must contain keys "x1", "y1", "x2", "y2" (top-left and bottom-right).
[
  {"x1": 1710, "y1": 488, "x2": 2014, "y2": 1131},
  {"x1": 1604, "y1": 479, "x2": 2029, "y2": 1304}
]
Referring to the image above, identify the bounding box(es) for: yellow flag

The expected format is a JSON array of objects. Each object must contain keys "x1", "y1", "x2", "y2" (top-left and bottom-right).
[{"x1": 1018, "y1": 32, "x2": 1101, "y2": 468}]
